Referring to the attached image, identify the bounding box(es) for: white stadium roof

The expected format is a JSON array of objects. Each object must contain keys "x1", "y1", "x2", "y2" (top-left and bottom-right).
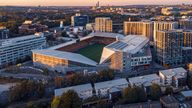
[
  {"x1": 100, "y1": 35, "x2": 149, "y2": 63},
  {"x1": 32, "y1": 50, "x2": 98, "y2": 66},
  {"x1": 48, "y1": 32, "x2": 124, "y2": 50}
]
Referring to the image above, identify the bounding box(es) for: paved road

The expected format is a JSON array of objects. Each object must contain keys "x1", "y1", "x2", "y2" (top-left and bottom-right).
[{"x1": 0, "y1": 72, "x2": 51, "y2": 81}]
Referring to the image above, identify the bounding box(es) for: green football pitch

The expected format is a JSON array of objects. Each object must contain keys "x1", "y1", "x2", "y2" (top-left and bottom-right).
[{"x1": 75, "y1": 44, "x2": 106, "y2": 63}]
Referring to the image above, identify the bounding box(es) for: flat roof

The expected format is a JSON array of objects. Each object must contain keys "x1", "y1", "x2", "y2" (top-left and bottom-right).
[
  {"x1": 32, "y1": 49, "x2": 98, "y2": 66},
  {"x1": 0, "y1": 33, "x2": 44, "y2": 47},
  {"x1": 160, "y1": 96, "x2": 178, "y2": 104},
  {"x1": 159, "y1": 67, "x2": 187, "y2": 78},
  {"x1": 54, "y1": 83, "x2": 92, "y2": 97},
  {"x1": 94, "y1": 78, "x2": 128, "y2": 90},
  {"x1": 106, "y1": 35, "x2": 149, "y2": 54},
  {"x1": 128, "y1": 74, "x2": 160, "y2": 86},
  {"x1": 181, "y1": 90, "x2": 192, "y2": 97}
]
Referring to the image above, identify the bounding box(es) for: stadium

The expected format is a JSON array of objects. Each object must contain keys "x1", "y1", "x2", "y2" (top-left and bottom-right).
[
  {"x1": 32, "y1": 32, "x2": 151, "y2": 73},
  {"x1": 32, "y1": 32, "x2": 124, "y2": 72}
]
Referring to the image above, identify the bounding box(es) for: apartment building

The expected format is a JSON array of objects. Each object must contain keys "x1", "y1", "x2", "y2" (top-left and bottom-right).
[
  {"x1": 155, "y1": 29, "x2": 192, "y2": 67},
  {"x1": 159, "y1": 67, "x2": 187, "y2": 87},
  {"x1": 155, "y1": 30, "x2": 183, "y2": 67},
  {"x1": 71, "y1": 13, "x2": 89, "y2": 27},
  {"x1": 0, "y1": 27, "x2": 9, "y2": 39},
  {"x1": 95, "y1": 17, "x2": 113, "y2": 32},
  {"x1": 0, "y1": 33, "x2": 46, "y2": 68},
  {"x1": 153, "y1": 21, "x2": 178, "y2": 42},
  {"x1": 124, "y1": 21, "x2": 154, "y2": 41}
]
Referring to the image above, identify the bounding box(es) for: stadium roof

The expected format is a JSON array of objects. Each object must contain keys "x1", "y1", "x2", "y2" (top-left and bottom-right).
[
  {"x1": 128, "y1": 74, "x2": 160, "y2": 87},
  {"x1": 159, "y1": 67, "x2": 187, "y2": 79},
  {"x1": 106, "y1": 35, "x2": 149, "y2": 53},
  {"x1": 89, "y1": 32, "x2": 124, "y2": 39},
  {"x1": 94, "y1": 78, "x2": 128, "y2": 90},
  {"x1": 100, "y1": 35, "x2": 149, "y2": 63},
  {"x1": 32, "y1": 50, "x2": 98, "y2": 66},
  {"x1": 48, "y1": 32, "x2": 124, "y2": 50},
  {"x1": 54, "y1": 83, "x2": 92, "y2": 97}
]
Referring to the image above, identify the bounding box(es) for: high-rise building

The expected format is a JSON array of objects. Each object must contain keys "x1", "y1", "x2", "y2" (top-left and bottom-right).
[
  {"x1": 95, "y1": 17, "x2": 113, "y2": 32},
  {"x1": 182, "y1": 30, "x2": 192, "y2": 64},
  {"x1": 153, "y1": 21, "x2": 178, "y2": 42},
  {"x1": 71, "y1": 13, "x2": 89, "y2": 27},
  {"x1": 0, "y1": 27, "x2": 9, "y2": 39},
  {"x1": 124, "y1": 21, "x2": 153, "y2": 41},
  {"x1": 179, "y1": 19, "x2": 192, "y2": 30},
  {"x1": 155, "y1": 30, "x2": 183, "y2": 67},
  {"x1": 0, "y1": 33, "x2": 46, "y2": 68}
]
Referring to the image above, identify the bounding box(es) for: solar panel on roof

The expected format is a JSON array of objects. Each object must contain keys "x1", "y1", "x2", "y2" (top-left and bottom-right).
[{"x1": 108, "y1": 41, "x2": 128, "y2": 50}]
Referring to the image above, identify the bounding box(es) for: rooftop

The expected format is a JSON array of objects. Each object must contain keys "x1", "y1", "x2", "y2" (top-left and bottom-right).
[
  {"x1": 106, "y1": 35, "x2": 149, "y2": 54},
  {"x1": 94, "y1": 78, "x2": 128, "y2": 90},
  {"x1": 0, "y1": 33, "x2": 44, "y2": 47},
  {"x1": 54, "y1": 83, "x2": 92, "y2": 97},
  {"x1": 128, "y1": 74, "x2": 160, "y2": 86},
  {"x1": 181, "y1": 90, "x2": 192, "y2": 97},
  {"x1": 48, "y1": 32, "x2": 124, "y2": 50},
  {"x1": 159, "y1": 67, "x2": 187, "y2": 78},
  {"x1": 32, "y1": 49, "x2": 98, "y2": 66},
  {"x1": 100, "y1": 35, "x2": 149, "y2": 63},
  {"x1": 160, "y1": 95, "x2": 179, "y2": 104}
]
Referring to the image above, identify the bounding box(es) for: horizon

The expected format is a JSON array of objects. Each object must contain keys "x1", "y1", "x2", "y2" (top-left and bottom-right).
[{"x1": 0, "y1": 0, "x2": 192, "y2": 6}]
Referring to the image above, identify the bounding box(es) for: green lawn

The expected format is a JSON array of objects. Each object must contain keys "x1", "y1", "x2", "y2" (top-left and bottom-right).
[{"x1": 75, "y1": 44, "x2": 106, "y2": 63}]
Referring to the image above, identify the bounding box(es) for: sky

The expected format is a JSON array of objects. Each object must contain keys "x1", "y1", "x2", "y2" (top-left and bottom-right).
[{"x1": 0, "y1": 0, "x2": 191, "y2": 6}]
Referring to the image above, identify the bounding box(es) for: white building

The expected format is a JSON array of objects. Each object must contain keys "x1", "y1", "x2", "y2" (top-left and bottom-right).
[
  {"x1": 0, "y1": 33, "x2": 46, "y2": 68},
  {"x1": 159, "y1": 67, "x2": 187, "y2": 87},
  {"x1": 100, "y1": 35, "x2": 152, "y2": 72},
  {"x1": 94, "y1": 78, "x2": 128, "y2": 96},
  {"x1": 54, "y1": 83, "x2": 93, "y2": 100},
  {"x1": 128, "y1": 74, "x2": 160, "y2": 87}
]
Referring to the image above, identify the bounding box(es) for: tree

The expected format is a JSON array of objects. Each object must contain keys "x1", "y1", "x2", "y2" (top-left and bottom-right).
[
  {"x1": 96, "y1": 100, "x2": 111, "y2": 108},
  {"x1": 9, "y1": 81, "x2": 45, "y2": 102},
  {"x1": 165, "y1": 86, "x2": 173, "y2": 95},
  {"x1": 61, "y1": 31, "x2": 69, "y2": 37},
  {"x1": 122, "y1": 86, "x2": 147, "y2": 104},
  {"x1": 135, "y1": 86, "x2": 147, "y2": 102},
  {"x1": 51, "y1": 97, "x2": 60, "y2": 108},
  {"x1": 55, "y1": 76, "x2": 63, "y2": 88},
  {"x1": 150, "y1": 84, "x2": 162, "y2": 100},
  {"x1": 187, "y1": 77, "x2": 192, "y2": 89},
  {"x1": 59, "y1": 90, "x2": 82, "y2": 108},
  {"x1": 98, "y1": 69, "x2": 114, "y2": 81},
  {"x1": 122, "y1": 86, "x2": 137, "y2": 103}
]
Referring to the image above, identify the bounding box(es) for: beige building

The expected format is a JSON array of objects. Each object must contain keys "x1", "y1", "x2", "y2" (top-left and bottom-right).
[
  {"x1": 153, "y1": 21, "x2": 178, "y2": 44},
  {"x1": 124, "y1": 21, "x2": 153, "y2": 40},
  {"x1": 95, "y1": 17, "x2": 113, "y2": 32}
]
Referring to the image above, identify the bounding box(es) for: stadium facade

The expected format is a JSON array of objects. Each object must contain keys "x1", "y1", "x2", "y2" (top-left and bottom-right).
[{"x1": 32, "y1": 32, "x2": 151, "y2": 73}]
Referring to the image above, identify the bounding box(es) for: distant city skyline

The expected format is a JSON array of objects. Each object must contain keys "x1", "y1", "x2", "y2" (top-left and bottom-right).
[{"x1": 0, "y1": 0, "x2": 192, "y2": 6}]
